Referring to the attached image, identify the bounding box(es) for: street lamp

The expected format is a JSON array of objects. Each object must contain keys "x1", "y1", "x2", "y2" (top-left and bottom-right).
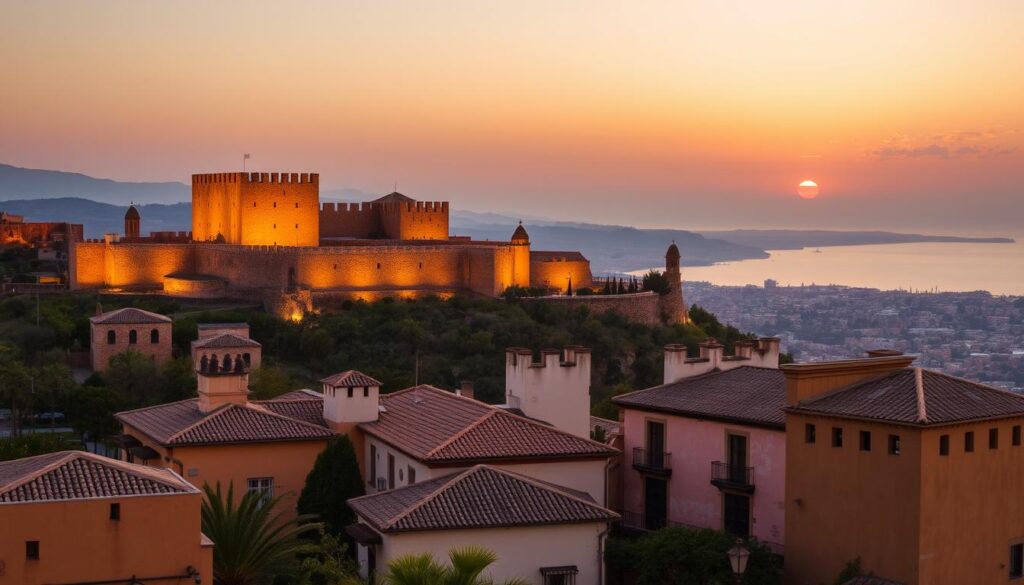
[{"x1": 727, "y1": 538, "x2": 750, "y2": 584}]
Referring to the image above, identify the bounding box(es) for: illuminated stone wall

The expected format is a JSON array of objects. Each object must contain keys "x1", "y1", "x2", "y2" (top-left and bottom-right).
[
  {"x1": 319, "y1": 202, "x2": 381, "y2": 238},
  {"x1": 529, "y1": 254, "x2": 594, "y2": 293},
  {"x1": 379, "y1": 201, "x2": 449, "y2": 240},
  {"x1": 193, "y1": 172, "x2": 319, "y2": 246},
  {"x1": 525, "y1": 292, "x2": 664, "y2": 325},
  {"x1": 69, "y1": 241, "x2": 108, "y2": 288}
]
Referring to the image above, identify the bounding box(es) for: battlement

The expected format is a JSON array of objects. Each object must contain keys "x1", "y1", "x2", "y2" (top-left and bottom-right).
[
  {"x1": 664, "y1": 337, "x2": 781, "y2": 384},
  {"x1": 504, "y1": 346, "x2": 592, "y2": 437},
  {"x1": 192, "y1": 172, "x2": 319, "y2": 185},
  {"x1": 505, "y1": 346, "x2": 591, "y2": 369}
]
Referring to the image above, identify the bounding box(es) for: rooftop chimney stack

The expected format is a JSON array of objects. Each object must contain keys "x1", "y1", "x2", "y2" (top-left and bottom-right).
[{"x1": 457, "y1": 380, "x2": 475, "y2": 401}]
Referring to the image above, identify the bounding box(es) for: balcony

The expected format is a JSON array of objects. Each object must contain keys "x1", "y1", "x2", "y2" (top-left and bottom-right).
[
  {"x1": 632, "y1": 448, "x2": 672, "y2": 476},
  {"x1": 710, "y1": 461, "x2": 755, "y2": 493}
]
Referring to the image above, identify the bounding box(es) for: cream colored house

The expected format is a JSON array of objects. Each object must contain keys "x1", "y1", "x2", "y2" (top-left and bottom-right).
[{"x1": 347, "y1": 465, "x2": 617, "y2": 585}]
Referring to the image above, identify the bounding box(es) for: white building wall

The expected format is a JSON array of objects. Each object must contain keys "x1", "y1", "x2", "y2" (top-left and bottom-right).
[
  {"x1": 368, "y1": 522, "x2": 608, "y2": 585},
  {"x1": 505, "y1": 347, "x2": 591, "y2": 438}
]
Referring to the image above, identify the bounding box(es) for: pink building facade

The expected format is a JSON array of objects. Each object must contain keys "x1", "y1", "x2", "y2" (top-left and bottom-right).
[{"x1": 614, "y1": 340, "x2": 786, "y2": 553}]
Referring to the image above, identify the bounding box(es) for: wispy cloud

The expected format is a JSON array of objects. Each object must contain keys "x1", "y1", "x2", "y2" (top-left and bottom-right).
[{"x1": 871, "y1": 128, "x2": 1016, "y2": 160}]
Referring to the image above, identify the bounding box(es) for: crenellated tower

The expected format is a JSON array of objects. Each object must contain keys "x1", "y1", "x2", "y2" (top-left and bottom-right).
[{"x1": 504, "y1": 346, "x2": 591, "y2": 438}]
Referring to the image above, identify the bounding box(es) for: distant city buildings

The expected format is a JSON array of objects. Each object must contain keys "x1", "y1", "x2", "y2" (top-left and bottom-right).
[{"x1": 687, "y1": 281, "x2": 1024, "y2": 392}]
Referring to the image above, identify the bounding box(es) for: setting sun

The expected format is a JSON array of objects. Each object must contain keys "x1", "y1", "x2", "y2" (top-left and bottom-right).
[{"x1": 798, "y1": 180, "x2": 820, "y2": 199}]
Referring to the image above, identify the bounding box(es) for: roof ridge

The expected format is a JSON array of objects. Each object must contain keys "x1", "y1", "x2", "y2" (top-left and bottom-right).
[
  {"x1": 0, "y1": 451, "x2": 76, "y2": 496},
  {"x1": 117, "y1": 397, "x2": 198, "y2": 416},
  {"x1": 382, "y1": 467, "x2": 479, "y2": 530},
  {"x1": 489, "y1": 408, "x2": 617, "y2": 452},
  {"x1": 924, "y1": 368, "x2": 1024, "y2": 401},
  {"x1": 424, "y1": 411, "x2": 498, "y2": 458},
  {"x1": 795, "y1": 369, "x2": 908, "y2": 407},
  {"x1": 915, "y1": 368, "x2": 928, "y2": 423},
  {"x1": 612, "y1": 367, "x2": 734, "y2": 400},
  {"x1": 166, "y1": 402, "x2": 237, "y2": 443},
  {"x1": 480, "y1": 465, "x2": 616, "y2": 513},
  {"x1": 236, "y1": 402, "x2": 333, "y2": 433}
]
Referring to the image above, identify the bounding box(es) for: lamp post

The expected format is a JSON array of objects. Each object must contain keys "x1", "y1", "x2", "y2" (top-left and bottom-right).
[{"x1": 727, "y1": 538, "x2": 750, "y2": 584}]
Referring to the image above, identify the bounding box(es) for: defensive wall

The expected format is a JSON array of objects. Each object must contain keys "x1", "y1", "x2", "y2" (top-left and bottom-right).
[
  {"x1": 192, "y1": 172, "x2": 320, "y2": 246},
  {"x1": 70, "y1": 240, "x2": 525, "y2": 298},
  {"x1": 529, "y1": 251, "x2": 594, "y2": 292},
  {"x1": 319, "y1": 199, "x2": 449, "y2": 240}
]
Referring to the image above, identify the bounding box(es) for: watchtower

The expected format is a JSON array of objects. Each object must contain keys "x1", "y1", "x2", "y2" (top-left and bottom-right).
[
  {"x1": 320, "y1": 370, "x2": 382, "y2": 434},
  {"x1": 192, "y1": 172, "x2": 320, "y2": 246},
  {"x1": 124, "y1": 205, "x2": 140, "y2": 239},
  {"x1": 505, "y1": 347, "x2": 591, "y2": 438}
]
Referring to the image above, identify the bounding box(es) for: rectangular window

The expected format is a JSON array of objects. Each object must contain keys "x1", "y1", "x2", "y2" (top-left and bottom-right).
[
  {"x1": 990, "y1": 428, "x2": 999, "y2": 449},
  {"x1": 247, "y1": 477, "x2": 273, "y2": 507},
  {"x1": 888, "y1": 434, "x2": 901, "y2": 455},
  {"x1": 1015, "y1": 426, "x2": 1021, "y2": 447},
  {"x1": 939, "y1": 434, "x2": 950, "y2": 456},
  {"x1": 541, "y1": 568, "x2": 578, "y2": 585},
  {"x1": 859, "y1": 431, "x2": 872, "y2": 451},
  {"x1": 346, "y1": 387, "x2": 353, "y2": 398},
  {"x1": 407, "y1": 466, "x2": 416, "y2": 485},
  {"x1": 965, "y1": 431, "x2": 975, "y2": 453},
  {"x1": 831, "y1": 427, "x2": 843, "y2": 448},
  {"x1": 805, "y1": 423, "x2": 816, "y2": 444},
  {"x1": 109, "y1": 503, "x2": 121, "y2": 521},
  {"x1": 363, "y1": 386, "x2": 370, "y2": 397},
  {"x1": 1011, "y1": 543, "x2": 1024, "y2": 579},
  {"x1": 369, "y1": 445, "x2": 377, "y2": 487},
  {"x1": 26, "y1": 540, "x2": 39, "y2": 560},
  {"x1": 387, "y1": 454, "x2": 396, "y2": 490}
]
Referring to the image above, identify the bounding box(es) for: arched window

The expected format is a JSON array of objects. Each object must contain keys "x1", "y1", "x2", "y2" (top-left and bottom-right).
[
  {"x1": 107, "y1": 330, "x2": 116, "y2": 345},
  {"x1": 150, "y1": 328, "x2": 159, "y2": 344}
]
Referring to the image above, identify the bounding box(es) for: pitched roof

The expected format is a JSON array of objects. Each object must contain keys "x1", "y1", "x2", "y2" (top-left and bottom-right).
[
  {"x1": 373, "y1": 192, "x2": 415, "y2": 204},
  {"x1": 0, "y1": 451, "x2": 196, "y2": 503},
  {"x1": 787, "y1": 367, "x2": 1024, "y2": 426},
  {"x1": 258, "y1": 397, "x2": 327, "y2": 427},
  {"x1": 191, "y1": 333, "x2": 261, "y2": 349},
  {"x1": 90, "y1": 307, "x2": 171, "y2": 325},
  {"x1": 613, "y1": 366, "x2": 786, "y2": 429},
  {"x1": 590, "y1": 416, "x2": 620, "y2": 440},
  {"x1": 116, "y1": 399, "x2": 333, "y2": 446},
  {"x1": 348, "y1": 465, "x2": 617, "y2": 533},
  {"x1": 359, "y1": 385, "x2": 616, "y2": 463},
  {"x1": 320, "y1": 370, "x2": 382, "y2": 388}
]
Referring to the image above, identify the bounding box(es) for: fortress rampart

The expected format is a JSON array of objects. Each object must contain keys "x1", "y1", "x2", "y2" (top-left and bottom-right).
[
  {"x1": 192, "y1": 172, "x2": 320, "y2": 247},
  {"x1": 319, "y1": 198, "x2": 449, "y2": 240}
]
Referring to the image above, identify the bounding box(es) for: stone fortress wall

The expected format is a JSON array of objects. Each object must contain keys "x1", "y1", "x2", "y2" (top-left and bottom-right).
[
  {"x1": 319, "y1": 197, "x2": 449, "y2": 241},
  {"x1": 192, "y1": 172, "x2": 320, "y2": 246}
]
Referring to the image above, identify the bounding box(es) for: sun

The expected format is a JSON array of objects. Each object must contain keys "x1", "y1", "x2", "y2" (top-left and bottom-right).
[{"x1": 797, "y1": 180, "x2": 819, "y2": 199}]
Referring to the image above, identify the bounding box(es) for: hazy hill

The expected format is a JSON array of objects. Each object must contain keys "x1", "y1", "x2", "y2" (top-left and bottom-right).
[
  {"x1": 698, "y1": 229, "x2": 1013, "y2": 249},
  {"x1": 0, "y1": 163, "x2": 189, "y2": 204}
]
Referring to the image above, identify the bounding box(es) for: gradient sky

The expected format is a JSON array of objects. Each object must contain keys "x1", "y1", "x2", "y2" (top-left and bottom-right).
[{"x1": 1, "y1": 1, "x2": 1022, "y2": 232}]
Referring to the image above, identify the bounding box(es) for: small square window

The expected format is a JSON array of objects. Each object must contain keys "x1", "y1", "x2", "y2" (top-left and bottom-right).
[
  {"x1": 1011, "y1": 543, "x2": 1024, "y2": 579},
  {"x1": 408, "y1": 466, "x2": 417, "y2": 485},
  {"x1": 965, "y1": 431, "x2": 975, "y2": 453},
  {"x1": 831, "y1": 427, "x2": 843, "y2": 448},
  {"x1": 805, "y1": 424, "x2": 816, "y2": 444},
  {"x1": 859, "y1": 431, "x2": 872, "y2": 451},
  {"x1": 990, "y1": 428, "x2": 999, "y2": 449},
  {"x1": 109, "y1": 503, "x2": 120, "y2": 521},
  {"x1": 888, "y1": 434, "x2": 901, "y2": 455},
  {"x1": 939, "y1": 435, "x2": 950, "y2": 456},
  {"x1": 247, "y1": 477, "x2": 274, "y2": 508},
  {"x1": 26, "y1": 540, "x2": 39, "y2": 560},
  {"x1": 1014, "y1": 426, "x2": 1021, "y2": 447}
]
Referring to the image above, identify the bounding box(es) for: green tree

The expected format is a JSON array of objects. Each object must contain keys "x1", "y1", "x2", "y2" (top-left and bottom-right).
[
  {"x1": 0, "y1": 360, "x2": 32, "y2": 436},
  {"x1": 201, "y1": 482, "x2": 321, "y2": 585},
  {"x1": 156, "y1": 356, "x2": 197, "y2": 403},
  {"x1": 605, "y1": 527, "x2": 781, "y2": 585},
  {"x1": 382, "y1": 546, "x2": 529, "y2": 585},
  {"x1": 297, "y1": 435, "x2": 366, "y2": 536},
  {"x1": 104, "y1": 350, "x2": 159, "y2": 406},
  {"x1": 248, "y1": 365, "x2": 301, "y2": 400},
  {"x1": 641, "y1": 270, "x2": 671, "y2": 295},
  {"x1": 0, "y1": 433, "x2": 81, "y2": 461},
  {"x1": 32, "y1": 362, "x2": 77, "y2": 428},
  {"x1": 72, "y1": 386, "x2": 125, "y2": 443},
  {"x1": 291, "y1": 530, "x2": 361, "y2": 585}
]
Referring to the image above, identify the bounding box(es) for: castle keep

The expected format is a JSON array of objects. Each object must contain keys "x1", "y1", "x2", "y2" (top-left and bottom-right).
[{"x1": 69, "y1": 171, "x2": 594, "y2": 312}]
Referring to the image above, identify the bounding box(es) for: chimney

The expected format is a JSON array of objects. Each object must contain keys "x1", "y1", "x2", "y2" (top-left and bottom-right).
[
  {"x1": 196, "y1": 353, "x2": 251, "y2": 413},
  {"x1": 457, "y1": 380, "x2": 475, "y2": 400},
  {"x1": 734, "y1": 340, "x2": 755, "y2": 359},
  {"x1": 698, "y1": 338, "x2": 724, "y2": 369},
  {"x1": 781, "y1": 354, "x2": 916, "y2": 406}
]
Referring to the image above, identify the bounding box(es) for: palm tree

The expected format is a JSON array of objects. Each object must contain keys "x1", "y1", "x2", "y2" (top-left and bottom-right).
[
  {"x1": 201, "y1": 482, "x2": 321, "y2": 585},
  {"x1": 381, "y1": 546, "x2": 529, "y2": 585}
]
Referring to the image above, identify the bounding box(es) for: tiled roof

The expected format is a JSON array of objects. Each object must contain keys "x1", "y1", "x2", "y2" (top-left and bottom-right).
[
  {"x1": 590, "y1": 416, "x2": 620, "y2": 440},
  {"x1": 90, "y1": 307, "x2": 171, "y2": 325},
  {"x1": 613, "y1": 367, "x2": 786, "y2": 429},
  {"x1": 0, "y1": 451, "x2": 196, "y2": 503},
  {"x1": 269, "y1": 389, "x2": 323, "y2": 401},
  {"x1": 192, "y1": 333, "x2": 261, "y2": 349},
  {"x1": 197, "y1": 322, "x2": 248, "y2": 330},
  {"x1": 348, "y1": 465, "x2": 617, "y2": 533},
  {"x1": 374, "y1": 192, "x2": 415, "y2": 204},
  {"x1": 117, "y1": 399, "x2": 333, "y2": 446},
  {"x1": 257, "y1": 397, "x2": 326, "y2": 427},
  {"x1": 320, "y1": 370, "x2": 382, "y2": 388},
  {"x1": 842, "y1": 577, "x2": 904, "y2": 585},
  {"x1": 788, "y1": 368, "x2": 1024, "y2": 426},
  {"x1": 360, "y1": 385, "x2": 616, "y2": 463},
  {"x1": 530, "y1": 251, "x2": 587, "y2": 262}
]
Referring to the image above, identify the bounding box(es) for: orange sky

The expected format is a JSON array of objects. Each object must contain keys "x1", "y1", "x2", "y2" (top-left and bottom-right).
[{"x1": 1, "y1": 1, "x2": 1022, "y2": 231}]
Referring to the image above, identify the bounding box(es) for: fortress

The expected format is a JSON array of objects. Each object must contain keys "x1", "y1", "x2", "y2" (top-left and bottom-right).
[{"x1": 70, "y1": 171, "x2": 597, "y2": 316}]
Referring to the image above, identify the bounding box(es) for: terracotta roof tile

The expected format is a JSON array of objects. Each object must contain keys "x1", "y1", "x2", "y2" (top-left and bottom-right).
[
  {"x1": 348, "y1": 465, "x2": 617, "y2": 533},
  {"x1": 359, "y1": 385, "x2": 616, "y2": 463},
  {"x1": 90, "y1": 308, "x2": 171, "y2": 325},
  {"x1": 0, "y1": 451, "x2": 196, "y2": 503},
  {"x1": 788, "y1": 368, "x2": 1024, "y2": 426},
  {"x1": 191, "y1": 333, "x2": 261, "y2": 349},
  {"x1": 117, "y1": 399, "x2": 333, "y2": 446},
  {"x1": 320, "y1": 370, "x2": 382, "y2": 388},
  {"x1": 613, "y1": 367, "x2": 786, "y2": 429},
  {"x1": 257, "y1": 398, "x2": 326, "y2": 427}
]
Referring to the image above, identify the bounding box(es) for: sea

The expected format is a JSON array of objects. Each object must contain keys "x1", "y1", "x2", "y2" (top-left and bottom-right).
[{"x1": 666, "y1": 238, "x2": 1024, "y2": 296}]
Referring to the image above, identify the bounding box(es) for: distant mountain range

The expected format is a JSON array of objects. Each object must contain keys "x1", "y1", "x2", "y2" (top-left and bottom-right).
[{"x1": 0, "y1": 163, "x2": 1013, "y2": 273}]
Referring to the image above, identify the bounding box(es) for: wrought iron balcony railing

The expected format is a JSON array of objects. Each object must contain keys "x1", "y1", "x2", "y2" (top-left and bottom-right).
[
  {"x1": 710, "y1": 461, "x2": 755, "y2": 492},
  {"x1": 632, "y1": 448, "x2": 672, "y2": 474}
]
